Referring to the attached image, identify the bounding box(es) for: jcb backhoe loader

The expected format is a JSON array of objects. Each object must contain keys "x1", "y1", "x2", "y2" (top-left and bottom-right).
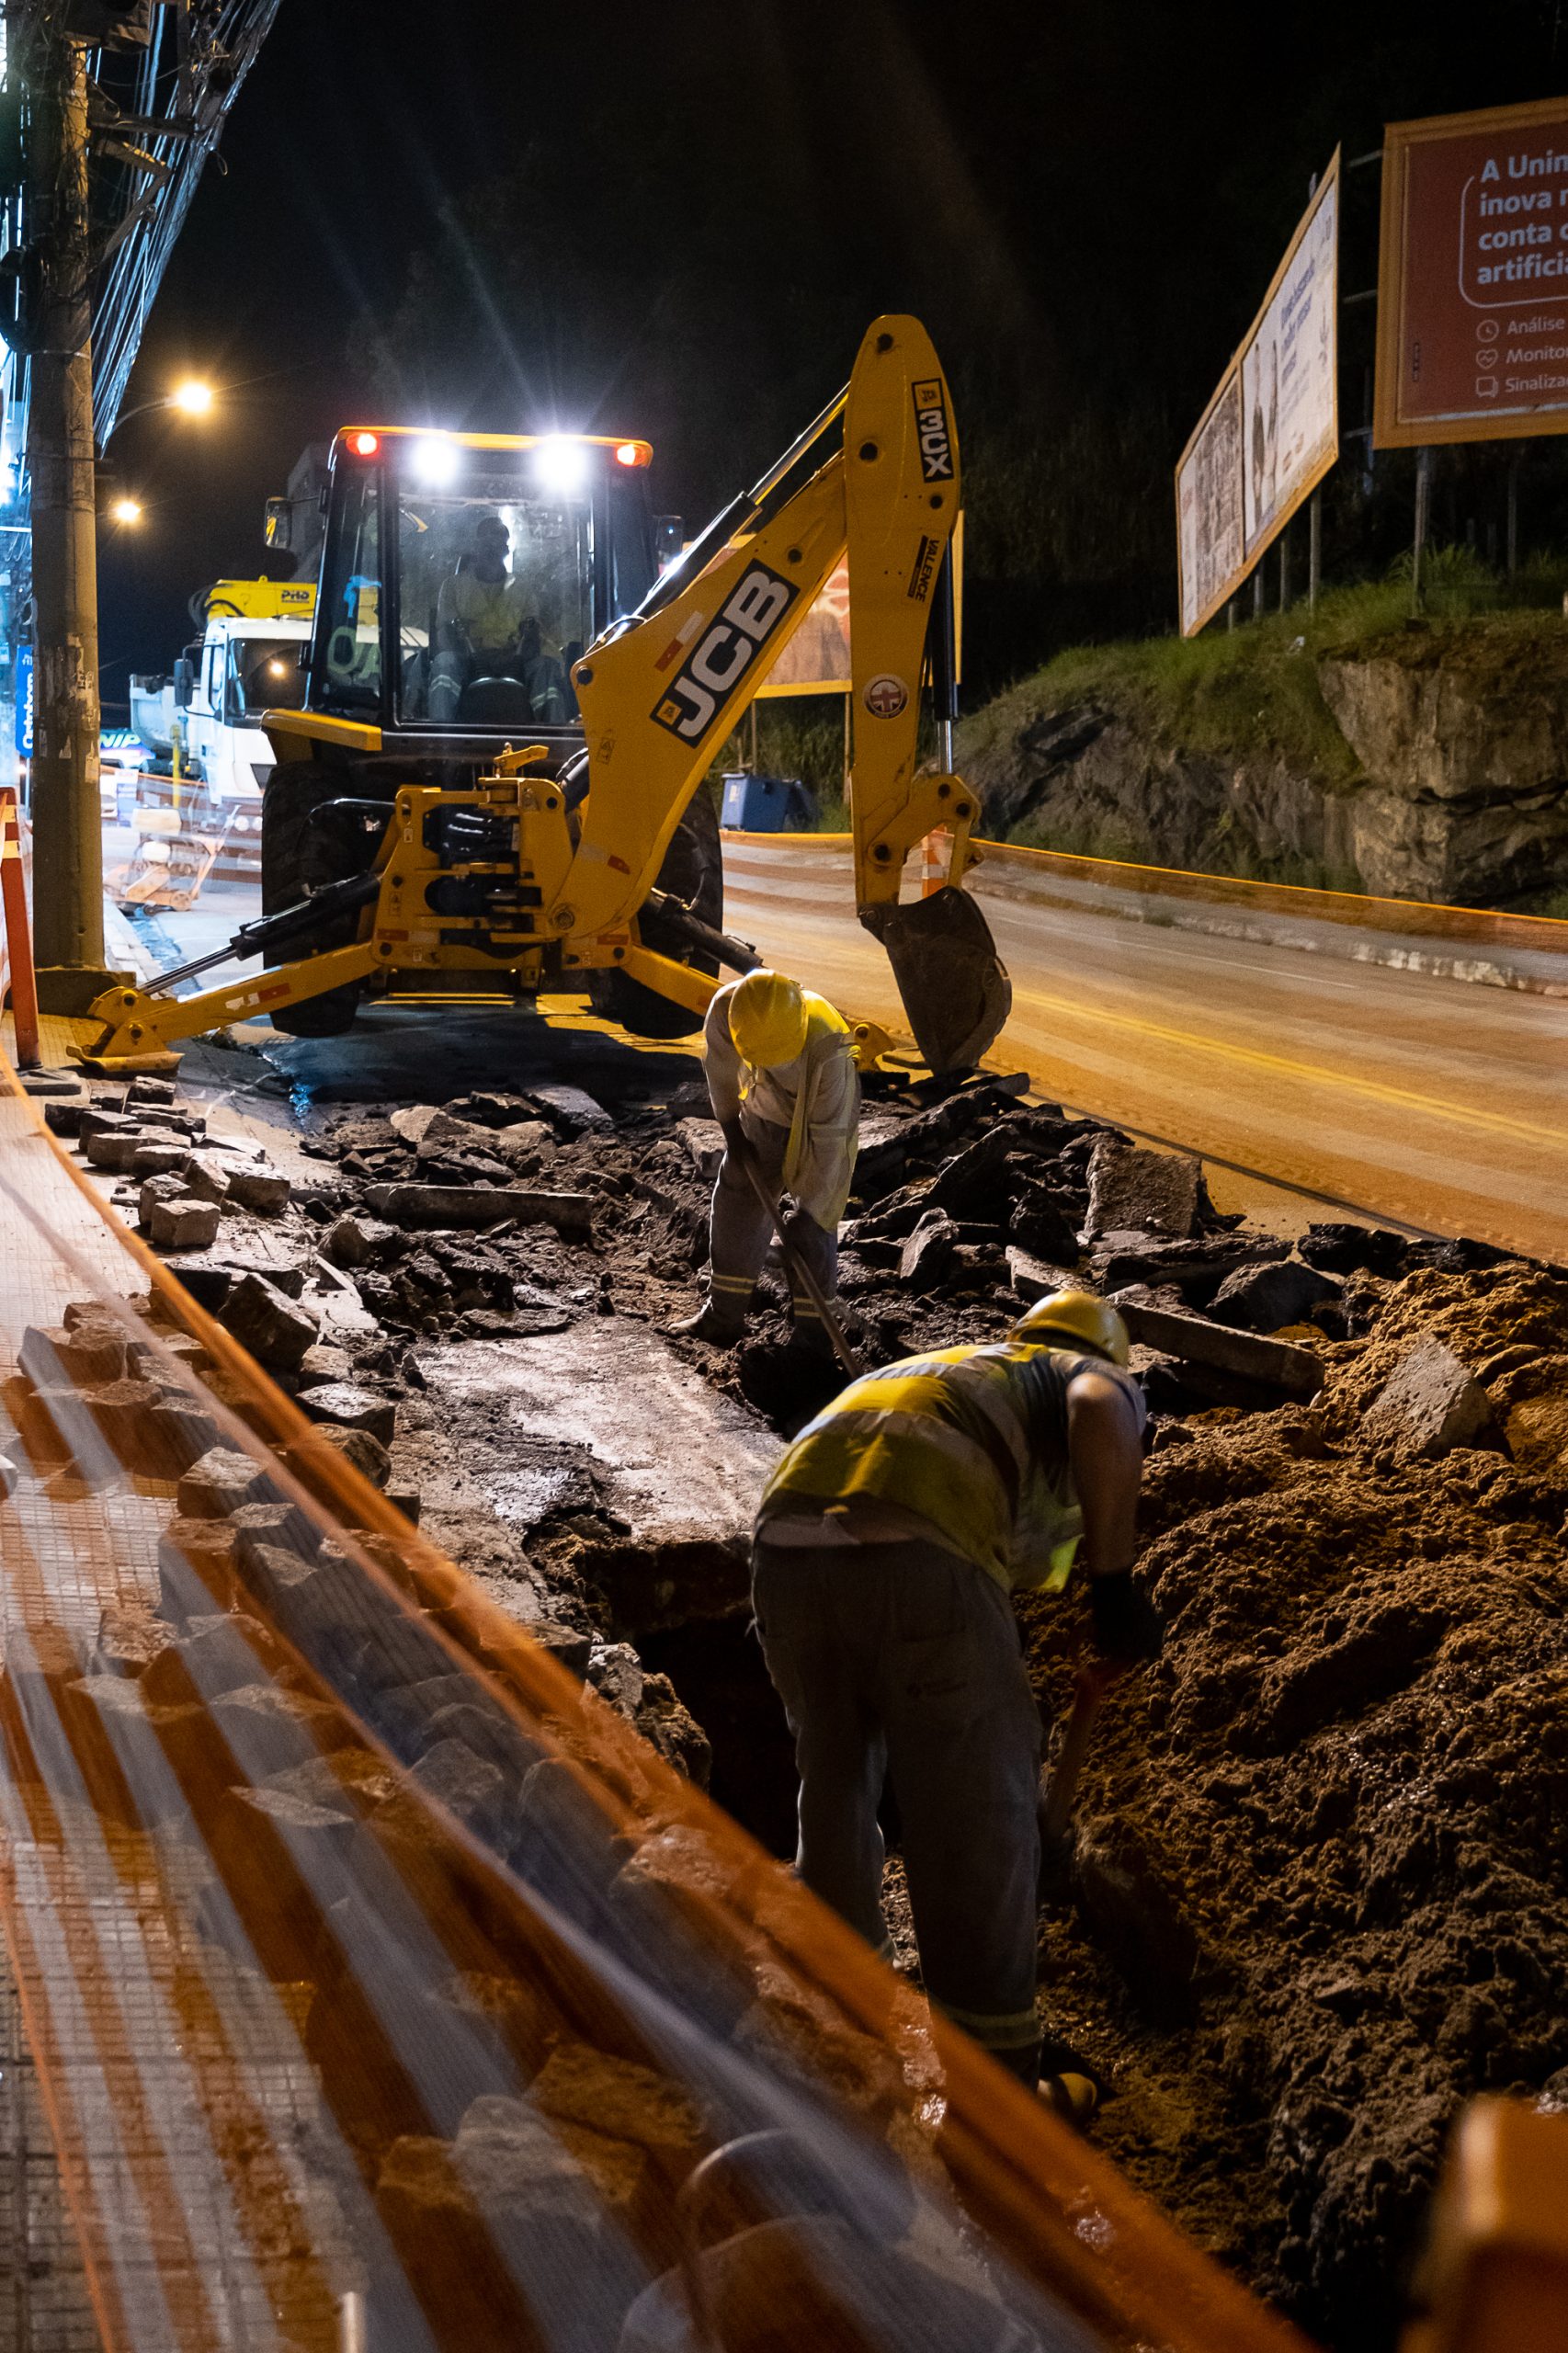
[{"x1": 82, "y1": 315, "x2": 1011, "y2": 1075}]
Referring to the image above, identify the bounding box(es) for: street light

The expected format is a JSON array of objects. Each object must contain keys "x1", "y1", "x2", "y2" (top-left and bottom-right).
[
  {"x1": 99, "y1": 379, "x2": 218, "y2": 447},
  {"x1": 108, "y1": 496, "x2": 142, "y2": 526}
]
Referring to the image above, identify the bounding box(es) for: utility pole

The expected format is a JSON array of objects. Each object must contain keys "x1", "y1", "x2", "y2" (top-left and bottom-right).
[{"x1": 24, "y1": 16, "x2": 121, "y2": 1011}]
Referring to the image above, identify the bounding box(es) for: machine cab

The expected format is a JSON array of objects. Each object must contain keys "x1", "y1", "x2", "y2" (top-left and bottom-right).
[{"x1": 302, "y1": 427, "x2": 660, "y2": 748}]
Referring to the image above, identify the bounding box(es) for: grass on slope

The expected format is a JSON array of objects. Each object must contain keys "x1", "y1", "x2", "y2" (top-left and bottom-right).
[{"x1": 958, "y1": 549, "x2": 1568, "y2": 795}]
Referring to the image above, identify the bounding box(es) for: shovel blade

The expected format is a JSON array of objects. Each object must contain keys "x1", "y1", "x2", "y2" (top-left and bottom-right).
[{"x1": 861, "y1": 886, "x2": 1012, "y2": 1073}]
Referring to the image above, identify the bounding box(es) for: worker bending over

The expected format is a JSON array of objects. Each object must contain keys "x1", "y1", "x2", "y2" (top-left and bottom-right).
[
  {"x1": 676, "y1": 969, "x2": 858, "y2": 1349},
  {"x1": 751, "y1": 1293, "x2": 1160, "y2": 2102}
]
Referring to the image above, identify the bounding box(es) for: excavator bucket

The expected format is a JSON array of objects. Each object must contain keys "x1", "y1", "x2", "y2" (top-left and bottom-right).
[{"x1": 861, "y1": 886, "x2": 1012, "y2": 1074}]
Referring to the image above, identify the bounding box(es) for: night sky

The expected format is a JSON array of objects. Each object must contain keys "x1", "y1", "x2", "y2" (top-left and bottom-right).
[{"x1": 93, "y1": 0, "x2": 1568, "y2": 710}]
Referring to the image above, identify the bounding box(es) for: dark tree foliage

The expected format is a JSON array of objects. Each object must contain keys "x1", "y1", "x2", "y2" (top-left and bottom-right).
[{"x1": 360, "y1": 0, "x2": 1568, "y2": 690}]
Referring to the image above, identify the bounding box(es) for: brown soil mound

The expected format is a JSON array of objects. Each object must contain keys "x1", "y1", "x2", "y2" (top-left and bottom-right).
[{"x1": 1022, "y1": 1262, "x2": 1568, "y2": 2351}]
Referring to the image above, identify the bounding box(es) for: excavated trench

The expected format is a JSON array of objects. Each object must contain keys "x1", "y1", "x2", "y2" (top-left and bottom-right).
[{"x1": 66, "y1": 1025, "x2": 1568, "y2": 2353}]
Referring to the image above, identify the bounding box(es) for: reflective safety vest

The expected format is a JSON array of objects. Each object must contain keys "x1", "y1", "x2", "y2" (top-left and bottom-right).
[
  {"x1": 704, "y1": 983, "x2": 859, "y2": 1228},
  {"x1": 760, "y1": 1341, "x2": 1138, "y2": 1594}
]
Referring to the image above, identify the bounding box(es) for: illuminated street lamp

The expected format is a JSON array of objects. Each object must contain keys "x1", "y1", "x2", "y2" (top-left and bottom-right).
[
  {"x1": 100, "y1": 379, "x2": 218, "y2": 447},
  {"x1": 108, "y1": 495, "x2": 143, "y2": 526}
]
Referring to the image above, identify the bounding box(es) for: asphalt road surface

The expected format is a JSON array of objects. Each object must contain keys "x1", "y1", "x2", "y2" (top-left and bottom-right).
[{"x1": 722, "y1": 840, "x2": 1568, "y2": 1267}]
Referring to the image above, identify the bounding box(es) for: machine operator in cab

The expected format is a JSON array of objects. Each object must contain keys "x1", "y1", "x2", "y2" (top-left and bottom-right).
[{"x1": 428, "y1": 515, "x2": 568, "y2": 723}]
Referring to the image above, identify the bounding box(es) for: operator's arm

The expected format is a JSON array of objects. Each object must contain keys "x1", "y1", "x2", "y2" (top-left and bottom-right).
[
  {"x1": 1067, "y1": 1370, "x2": 1160, "y2": 1664},
  {"x1": 435, "y1": 575, "x2": 471, "y2": 654}
]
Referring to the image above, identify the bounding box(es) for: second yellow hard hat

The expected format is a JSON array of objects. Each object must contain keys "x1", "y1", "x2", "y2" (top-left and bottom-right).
[{"x1": 1010, "y1": 1290, "x2": 1131, "y2": 1367}]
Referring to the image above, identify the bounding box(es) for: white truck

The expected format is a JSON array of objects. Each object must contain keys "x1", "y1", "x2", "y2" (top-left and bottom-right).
[{"x1": 121, "y1": 578, "x2": 315, "y2": 906}]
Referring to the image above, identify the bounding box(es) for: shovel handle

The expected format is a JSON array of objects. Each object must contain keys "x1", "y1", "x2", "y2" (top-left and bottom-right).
[
  {"x1": 1038, "y1": 1662, "x2": 1120, "y2": 1847},
  {"x1": 733, "y1": 1142, "x2": 866, "y2": 1380}
]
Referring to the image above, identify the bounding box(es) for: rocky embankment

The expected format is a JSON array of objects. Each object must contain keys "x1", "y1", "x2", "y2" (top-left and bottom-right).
[
  {"x1": 963, "y1": 617, "x2": 1568, "y2": 906},
  {"x1": 34, "y1": 1060, "x2": 1568, "y2": 2350}
]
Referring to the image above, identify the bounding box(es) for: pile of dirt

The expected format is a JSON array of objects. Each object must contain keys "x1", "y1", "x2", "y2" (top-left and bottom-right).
[{"x1": 1021, "y1": 1259, "x2": 1568, "y2": 2351}]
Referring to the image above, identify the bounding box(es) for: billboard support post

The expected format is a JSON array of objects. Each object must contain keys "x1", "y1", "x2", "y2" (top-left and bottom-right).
[
  {"x1": 1413, "y1": 446, "x2": 1433, "y2": 614},
  {"x1": 1309, "y1": 492, "x2": 1322, "y2": 609},
  {"x1": 1253, "y1": 570, "x2": 1265, "y2": 620},
  {"x1": 1506, "y1": 456, "x2": 1519, "y2": 577}
]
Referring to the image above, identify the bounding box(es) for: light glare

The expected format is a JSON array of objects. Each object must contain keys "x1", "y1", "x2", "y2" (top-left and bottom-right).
[
  {"x1": 534, "y1": 436, "x2": 589, "y2": 494},
  {"x1": 109, "y1": 496, "x2": 142, "y2": 525},
  {"x1": 409, "y1": 434, "x2": 459, "y2": 484},
  {"x1": 169, "y1": 380, "x2": 214, "y2": 416}
]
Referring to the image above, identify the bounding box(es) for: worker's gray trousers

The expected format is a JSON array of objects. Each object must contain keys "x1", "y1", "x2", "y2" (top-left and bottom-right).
[
  {"x1": 708, "y1": 1117, "x2": 836, "y2": 1336},
  {"x1": 752, "y1": 1536, "x2": 1043, "y2": 2084}
]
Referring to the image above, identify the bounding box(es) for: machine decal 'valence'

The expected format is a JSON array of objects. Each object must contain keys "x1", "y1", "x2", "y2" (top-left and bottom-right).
[
  {"x1": 650, "y1": 563, "x2": 799, "y2": 741},
  {"x1": 912, "y1": 380, "x2": 954, "y2": 481},
  {"x1": 906, "y1": 532, "x2": 940, "y2": 602}
]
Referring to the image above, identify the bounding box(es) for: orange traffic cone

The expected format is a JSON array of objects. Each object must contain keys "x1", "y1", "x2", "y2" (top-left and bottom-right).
[{"x1": 0, "y1": 786, "x2": 40, "y2": 1069}]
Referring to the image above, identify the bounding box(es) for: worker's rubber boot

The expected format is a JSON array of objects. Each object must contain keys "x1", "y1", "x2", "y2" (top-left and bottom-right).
[{"x1": 668, "y1": 1302, "x2": 745, "y2": 1346}]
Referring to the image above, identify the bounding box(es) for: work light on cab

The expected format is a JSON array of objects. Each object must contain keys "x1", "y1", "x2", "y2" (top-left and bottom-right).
[
  {"x1": 534, "y1": 436, "x2": 588, "y2": 494},
  {"x1": 349, "y1": 430, "x2": 379, "y2": 457}
]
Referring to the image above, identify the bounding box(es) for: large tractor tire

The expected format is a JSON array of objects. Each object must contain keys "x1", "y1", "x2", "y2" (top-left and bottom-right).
[
  {"x1": 589, "y1": 790, "x2": 723, "y2": 1040},
  {"x1": 260, "y1": 764, "x2": 376, "y2": 1038}
]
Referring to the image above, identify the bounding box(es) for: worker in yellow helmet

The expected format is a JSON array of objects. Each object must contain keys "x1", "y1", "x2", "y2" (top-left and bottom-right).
[
  {"x1": 673, "y1": 968, "x2": 859, "y2": 1348},
  {"x1": 751, "y1": 1291, "x2": 1159, "y2": 2109}
]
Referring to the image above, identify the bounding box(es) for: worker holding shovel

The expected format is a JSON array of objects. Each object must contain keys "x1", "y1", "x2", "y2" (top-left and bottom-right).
[
  {"x1": 750, "y1": 1294, "x2": 1160, "y2": 2116},
  {"x1": 673, "y1": 969, "x2": 860, "y2": 1355}
]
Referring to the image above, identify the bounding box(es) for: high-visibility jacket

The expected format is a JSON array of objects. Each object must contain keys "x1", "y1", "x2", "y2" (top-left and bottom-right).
[
  {"x1": 758, "y1": 1342, "x2": 1144, "y2": 1595},
  {"x1": 704, "y1": 980, "x2": 859, "y2": 1230}
]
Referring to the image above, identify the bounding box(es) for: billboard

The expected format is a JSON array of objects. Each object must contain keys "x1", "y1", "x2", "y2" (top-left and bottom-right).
[
  {"x1": 754, "y1": 517, "x2": 963, "y2": 697},
  {"x1": 1375, "y1": 96, "x2": 1568, "y2": 448},
  {"x1": 1176, "y1": 153, "x2": 1340, "y2": 635}
]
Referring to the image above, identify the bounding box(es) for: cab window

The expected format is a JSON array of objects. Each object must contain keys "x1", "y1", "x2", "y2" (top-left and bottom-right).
[
  {"x1": 313, "y1": 458, "x2": 382, "y2": 710},
  {"x1": 226, "y1": 639, "x2": 308, "y2": 722}
]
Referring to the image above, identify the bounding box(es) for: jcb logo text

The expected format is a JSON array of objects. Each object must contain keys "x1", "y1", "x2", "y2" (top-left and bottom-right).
[{"x1": 651, "y1": 563, "x2": 798, "y2": 742}]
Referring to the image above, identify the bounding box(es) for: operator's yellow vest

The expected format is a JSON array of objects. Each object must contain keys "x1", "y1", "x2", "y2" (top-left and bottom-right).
[{"x1": 761, "y1": 1341, "x2": 1101, "y2": 1593}]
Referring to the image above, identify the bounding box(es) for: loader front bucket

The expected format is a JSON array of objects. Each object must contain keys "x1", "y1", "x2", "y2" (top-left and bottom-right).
[{"x1": 860, "y1": 885, "x2": 1012, "y2": 1073}]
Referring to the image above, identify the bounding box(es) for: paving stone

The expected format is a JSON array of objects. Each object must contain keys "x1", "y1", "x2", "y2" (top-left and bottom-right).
[
  {"x1": 388, "y1": 1104, "x2": 440, "y2": 1143},
  {"x1": 493, "y1": 1120, "x2": 552, "y2": 1165},
  {"x1": 528, "y1": 1083, "x2": 612, "y2": 1134},
  {"x1": 1361, "y1": 1338, "x2": 1494, "y2": 1459},
  {"x1": 209, "y1": 1682, "x2": 357, "y2": 1778},
  {"x1": 1208, "y1": 1256, "x2": 1341, "y2": 1334},
  {"x1": 407, "y1": 1736, "x2": 506, "y2": 1831},
  {"x1": 290, "y1": 1422, "x2": 392, "y2": 1489},
  {"x1": 141, "y1": 1394, "x2": 225, "y2": 1473},
  {"x1": 387, "y1": 1485, "x2": 423, "y2": 1527},
  {"x1": 82, "y1": 1377, "x2": 169, "y2": 1466},
  {"x1": 1006, "y1": 1244, "x2": 1083, "y2": 1300},
  {"x1": 126, "y1": 1075, "x2": 176, "y2": 1108},
  {"x1": 177, "y1": 1153, "x2": 232, "y2": 1205},
  {"x1": 1110, "y1": 1293, "x2": 1324, "y2": 1398},
  {"x1": 529, "y1": 2040, "x2": 704, "y2": 2157},
  {"x1": 43, "y1": 1097, "x2": 87, "y2": 1136},
  {"x1": 424, "y1": 1701, "x2": 537, "y2": 1779},
  {"x1": 157, "y1": 1517, "x2": 243, "y2": 1620},
  {"x1": 898, "y1": 1207, "x2": 960, "y2": 1291},
  {"x1": 222, "y1": 1258, "x2": 307, "y2": 1299},
  {"x1": 84, "y1": 1126, "x2": 164, "y2": 1173},
  {"x1": 176, "y1": 1445, "x2": 273, "y2": 1518},
  {"x1": 364, "y1": 1182, "x2": 594, "y2": 1236},
  {"x1": 161, "y1": 1258, "x2": 233, "y2": 1310},
  {"x1": 219, "y1": 1270, "x2": 321, "y2": 1370},
  {"x1": 75, "y1": 1106, "x2": 139, "y2": 1145},
  {"x1": 324, "y1": 1212, "x2": 399, "y2": 1268},
  {"x1": 142, "y1": 1614, "x2": 277, "y2": 1707},
  {"x1": 1085, "y1": 1134, "x2": 1200, "y2": 1242},
  {"x1": 91, "y1": 1597, "x2": 173, "y2": 1677},
  {"x1": 526, "y1": 1622, "x2": 593, "y2": 1680},
  {"x1": 223, "y1": 1163, "x2": 291, "y2": 1214},
  {"x1": 298, "y1": 1382, "x2": 396, "y2": 1445},
  {"x1": 149, "y1": 1196, "x2": 222, "y2": 1251},
  {"x1": 129, "y1": 1139, "x2": 188, "y2": 1177},
  {"x1": 676, "y1": 1117, "x2": 725, "y2": 1182},
  {"x1": 296, "y1": 1341, "x2": 355, "y2": 1387},
  {"x1": 137, "y1": 1170, "x2": 187, "y2": 1229},
  {"x1": 19, "y1": 1318, "x2": 128, "y2": 1387}
]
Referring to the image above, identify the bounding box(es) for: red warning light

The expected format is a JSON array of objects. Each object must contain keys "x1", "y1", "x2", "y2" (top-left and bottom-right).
[
  {"x1": 614, "y1": 441, "x2": 648, "y2": 467},
  {"x1": 349, "y1": 430, "x2": 380, "y2": 457}
]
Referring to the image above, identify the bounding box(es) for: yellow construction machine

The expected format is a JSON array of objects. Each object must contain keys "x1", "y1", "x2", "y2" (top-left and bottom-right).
[{"x1": 81, "y1": 315, "x2": 1011, "y2": 1075}]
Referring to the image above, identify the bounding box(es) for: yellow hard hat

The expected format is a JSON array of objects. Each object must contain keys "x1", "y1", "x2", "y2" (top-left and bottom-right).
[
  {"x1": 729, "y1": 970, "x2": 809, "y2": 1068},
  {"x1": 1010, "y1": 1290, "x2": 1131, "y2": 1367}
]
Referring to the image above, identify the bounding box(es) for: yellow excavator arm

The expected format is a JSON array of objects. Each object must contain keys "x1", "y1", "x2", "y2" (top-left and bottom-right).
[{"x1": 565, "y1": 313, "x2": 1010, "y2": 1070}]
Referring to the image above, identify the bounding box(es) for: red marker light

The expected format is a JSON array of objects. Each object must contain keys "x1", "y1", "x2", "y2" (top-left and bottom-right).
[
  {"x1": 614, "y1": 441, "x2": 646, "y2": 467},
  {"x1": 349, "y1": 430, "x2": 380, "y2": 457}
]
